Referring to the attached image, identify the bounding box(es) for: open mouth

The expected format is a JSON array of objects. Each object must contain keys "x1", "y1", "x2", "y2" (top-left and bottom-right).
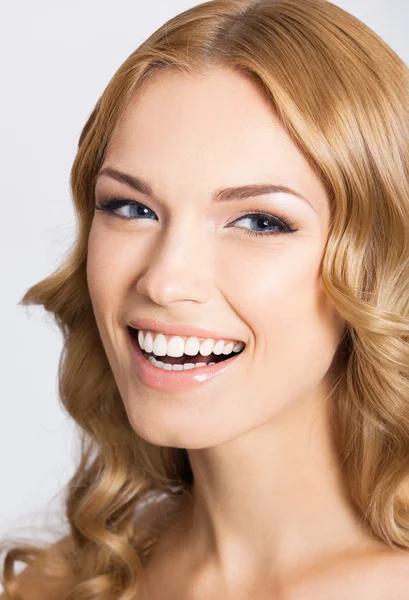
[{"x1": 128, "y1": 326, "x2": 245, "y2": 367}]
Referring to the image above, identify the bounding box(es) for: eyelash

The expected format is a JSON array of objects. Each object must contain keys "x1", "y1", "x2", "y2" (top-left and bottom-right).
[{"x1": 94, "y1": 197, "x2": 300, "y2": 237}]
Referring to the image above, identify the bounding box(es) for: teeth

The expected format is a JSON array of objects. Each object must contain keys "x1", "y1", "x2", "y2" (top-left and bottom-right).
[
  {"x1": 213, "y1": 340, "x2": 225, "y2": 355},
  {"x1": 184, "y1": 336, "x2": 200, "y2": 356},
  {"x1": 147, "y1": 356, "x2": 216, "y2": 371},
  {"x1": 222, "y1": 342, "x2": 234, "y2": 355},
  {"x1": 166, "y1": 336, "x2": 185, "y2": 358},
  {"x1": 136, "y1": 329, "x2": 245, "y2": 357},
  {"x1": 199, "y1": 338, "x2": 214, "y2": 356},
  {"x1": 144, "y1": 331, "x2": 154, "y2": 353},
  {"x1": 152, "y1": 333, "x2": 167, "y2": 356}
]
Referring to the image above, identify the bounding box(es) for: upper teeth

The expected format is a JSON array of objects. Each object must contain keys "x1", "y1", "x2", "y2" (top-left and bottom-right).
[{"x1": 136, "y1": 330, "x2": 245, "y2": 357}]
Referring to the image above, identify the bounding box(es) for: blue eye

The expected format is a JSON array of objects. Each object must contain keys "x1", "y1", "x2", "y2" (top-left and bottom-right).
[
  {"x1": 94, "y1": 197, "x2": 300, "y2": 237},
  {"x1": 231, "y1": 212, "x2": 299, "y2": 237},
  {"x1": 95, "y1": 198, "x2": 157, "y2": 220}
]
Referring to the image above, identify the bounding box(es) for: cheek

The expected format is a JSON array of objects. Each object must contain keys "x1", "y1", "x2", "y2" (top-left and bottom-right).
[
  {"x1": 86, "y1": 223, "x2": 138, "y2": 373},
  {"x1": 219, "y1": 244, "x2": 339, "y2": 400},
  {"x1": 219, "y1": 243, "x2": 322, "y2": 333},
  {"x1": 86, "y1": 223, "x2": 134, "y2": 315}
]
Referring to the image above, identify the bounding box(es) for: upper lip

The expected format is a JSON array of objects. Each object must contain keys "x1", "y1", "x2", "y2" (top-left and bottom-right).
[{"x1": 128, "y1": 317, "x2": 245, "y2": 343}]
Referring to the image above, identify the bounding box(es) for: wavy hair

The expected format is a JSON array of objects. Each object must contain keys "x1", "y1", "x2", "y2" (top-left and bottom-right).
[{"x1": 1, "y1": 0, "x2": 409, "y2": 598}]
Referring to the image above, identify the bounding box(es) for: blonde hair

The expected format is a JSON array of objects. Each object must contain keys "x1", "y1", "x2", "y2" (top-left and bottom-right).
[{"x1": 2, "y1": 0, "x2": 409, "y2": 598}]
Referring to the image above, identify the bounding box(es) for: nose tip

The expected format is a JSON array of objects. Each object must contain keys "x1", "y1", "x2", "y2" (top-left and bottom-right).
[
  {"x1": 135, "y1": 248, "x2": 212, "y2": 307},
  {"x1": 136, "y1": 278, "x2": 206, "y2": 307}
]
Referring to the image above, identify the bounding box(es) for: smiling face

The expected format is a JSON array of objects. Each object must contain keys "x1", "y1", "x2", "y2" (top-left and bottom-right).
[{"x1": 87, "y1": 66, "x2": 346, "y2": 449}]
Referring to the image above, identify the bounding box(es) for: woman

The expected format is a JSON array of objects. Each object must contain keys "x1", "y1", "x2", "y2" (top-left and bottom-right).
[{"x1": 1, "y1": 0, "x2": 409, "y2": 598}]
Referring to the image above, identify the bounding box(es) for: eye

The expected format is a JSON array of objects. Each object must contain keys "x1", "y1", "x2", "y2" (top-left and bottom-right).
[
  {"x1": 94, "y1": 197, "x2": 157, "y2": 220},
  {"x1": 229, "y1": 211, "x2": 299, "y2": 237},
  {"x1": 94, "y1": 197, "x2": 300, "y2": 238}
]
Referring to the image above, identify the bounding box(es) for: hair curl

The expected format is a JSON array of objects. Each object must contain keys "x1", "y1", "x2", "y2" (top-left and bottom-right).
[{"x1": 2, "y1": 0, "x2": 409, "y2": 598}]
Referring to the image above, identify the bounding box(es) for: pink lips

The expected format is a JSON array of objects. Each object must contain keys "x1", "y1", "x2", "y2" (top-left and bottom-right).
[{"x1": 128, "y1": 328, "x2": 244, "y2": 392}]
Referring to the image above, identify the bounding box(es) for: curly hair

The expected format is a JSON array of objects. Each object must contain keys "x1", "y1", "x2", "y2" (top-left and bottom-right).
[{"x1": 1, "y1": 0, "x2": 409, "y2": 598}]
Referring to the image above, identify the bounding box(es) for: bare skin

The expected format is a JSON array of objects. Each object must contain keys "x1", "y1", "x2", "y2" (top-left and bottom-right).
[
  {"x1": 136, "y1": 543, "x2": 409, "y2": 600},
  {"x1": 136, "y1": 504, "x2": 409, "y2": 599},
  {"x1": 86, "y1": 66, "x2": 409, "y2": 598}
]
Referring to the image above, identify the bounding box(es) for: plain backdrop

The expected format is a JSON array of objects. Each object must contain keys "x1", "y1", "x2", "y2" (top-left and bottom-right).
[{"x1": 0, "y1": 0, "x2": 408, "y2": 558}]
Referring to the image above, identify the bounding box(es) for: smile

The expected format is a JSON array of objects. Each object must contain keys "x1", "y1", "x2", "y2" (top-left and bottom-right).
[{"x1": 127, "y1": 326, "x2": 246, "y2": 391}]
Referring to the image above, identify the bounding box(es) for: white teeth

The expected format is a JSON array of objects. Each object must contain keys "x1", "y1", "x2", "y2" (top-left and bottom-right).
[
  {"x1": 213, "y1": 340, "x2": 225, "y2": 355},
  {"x1": 136, "y1": 329, "x2": 245, "y2": 358},
  {"x1": 147, "y1": 356, "x2": 213, "y2": 371},
  {"x1": 144, "y1": 331, "x2": 154, "y2": 353},
  {"x1": 199, "y1": 338, "x2": 214, "y2": 356},
  {"x1": 166, "y1": 336, "x2": 185, "y2": 357},
  {"x1": 184, "y1": 336, "x2": 200, "y2": 356},
  {"x1": 152, "y1": 333, "x2": 167, "y2": 356},
  {"x1": 222, "y1": 342, "x2": 234, "y2": 355}
]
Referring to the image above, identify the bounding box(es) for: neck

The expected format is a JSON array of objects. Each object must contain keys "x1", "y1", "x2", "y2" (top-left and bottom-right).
[{"x1": 176, "y1": 386, "x2": 384, "y2": 588}]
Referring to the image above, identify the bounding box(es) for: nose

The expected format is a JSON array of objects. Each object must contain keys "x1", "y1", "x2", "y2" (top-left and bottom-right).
[{"x1": 136, "y1": 221, "x2": 213, "y2": 307}]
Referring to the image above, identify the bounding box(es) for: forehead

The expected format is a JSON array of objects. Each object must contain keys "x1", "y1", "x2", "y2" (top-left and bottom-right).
[{"x1": 102, "y1": 67, "x2": 328, "y2": 214}]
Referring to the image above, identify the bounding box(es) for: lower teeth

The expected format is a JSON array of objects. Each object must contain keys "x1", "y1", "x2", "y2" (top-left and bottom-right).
[{"x1": 143, "y1": 352, "x2": 217, "y2": 371}]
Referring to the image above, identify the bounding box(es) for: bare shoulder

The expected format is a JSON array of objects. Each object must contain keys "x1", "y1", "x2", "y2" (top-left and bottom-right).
[
  {"x1": 0, "y1": 535, "x2": 75, "y2": 600},
  {"x1": 309, "y1": 546, "x2": 409, "y2": 600},
  {"x1": 256, "y1": 545, "x2": 409, "y2": 600},
  {"x1": 380, "y1": 548, "x2": 409, "y2": 598}
]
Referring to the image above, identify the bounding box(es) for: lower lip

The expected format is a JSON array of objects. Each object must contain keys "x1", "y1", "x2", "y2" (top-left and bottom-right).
[{"x1": 128, "y1": 331, "x2": 244, "y2": 392}]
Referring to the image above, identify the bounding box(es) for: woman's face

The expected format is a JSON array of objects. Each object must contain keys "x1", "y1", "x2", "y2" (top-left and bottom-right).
[{"x1": 87, "y1": 66, "x2": 345, "y2": 448}]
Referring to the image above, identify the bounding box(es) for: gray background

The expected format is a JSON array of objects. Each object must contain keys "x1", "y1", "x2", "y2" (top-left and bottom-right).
[{"x1": 0, "y1": 0, "x2": 408, "y2": 553}]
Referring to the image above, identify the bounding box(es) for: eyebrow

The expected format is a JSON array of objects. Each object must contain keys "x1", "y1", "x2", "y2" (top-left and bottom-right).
[{"x1": 96, "y1": 166, "x2": 316, "y2": 213}]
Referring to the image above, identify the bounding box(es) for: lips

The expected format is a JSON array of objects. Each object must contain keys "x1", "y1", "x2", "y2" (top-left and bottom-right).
[{"x1": 127, "y1": 325, "x2": 245, "y2": 392}]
